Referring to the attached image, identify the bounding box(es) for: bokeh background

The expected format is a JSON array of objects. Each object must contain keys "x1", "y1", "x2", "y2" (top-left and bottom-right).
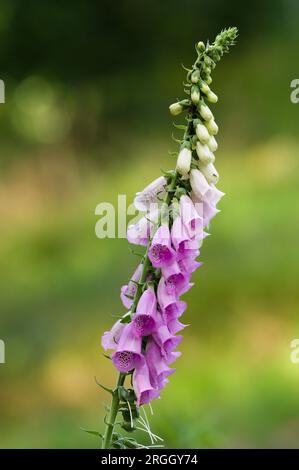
[{"x1": 0, "y1": 0, "x2": 299, "y2": 448}]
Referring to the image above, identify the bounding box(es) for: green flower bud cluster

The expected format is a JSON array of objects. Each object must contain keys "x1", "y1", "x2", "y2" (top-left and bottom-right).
[{"x1": 169, "y1": 27, "x2": 238, "y2": 184}]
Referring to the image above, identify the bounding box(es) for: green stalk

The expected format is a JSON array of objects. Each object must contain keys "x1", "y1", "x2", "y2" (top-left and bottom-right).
[{"x1": 102, "y1": 373, "x2": 125, "y2": 449}]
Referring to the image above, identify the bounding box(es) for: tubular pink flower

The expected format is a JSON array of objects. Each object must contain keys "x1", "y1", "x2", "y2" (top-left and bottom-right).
[
  {"x1": 176, "y1": 248, "x2": 200, "y2": 263},
  {"x1": 179, "y1": 194, "x2": 203, "y2": 239},
  {"x1": 178, "y1": 257, "x2": 202, "y2": 275},
  {"x1": 148, "y1": 224, "x2": 176, "y2": 268},
  {"x1": 167, "y1": 317, "x2": 188, "y2": 334},
  {"x1": 171, "y1": 215, "x2": 192, "y2": 253},
  {"x1": 127, "y1": 209, "x2": 158, "y2": 246},
  {"x1": 153, "y1": 320, "x2": 183, "y2": 355},
  {"x1": 111, "y1": 323, "x2": 144, "y2": 373},
  {"x1": 101, "y1": 319, "x2": 126, "y2": 351},
  {"x1": 132, "y1": 286, "x2": 158, "y2": 337},
  {"x1": 202, "y1": 201, "x2": 220, "y2": 227},
  {"x1": 157, "y1": 277, "x2": 187, "y2": 320},
  {"x1": 190, "y1": 168, "x2": 225, "y2": 205},
  {"x1": 192, "y1": 194, "x2": 221, "y2": 228},
  {"x1": 146, "y1": 338, "x2": 175, "y2": 389},
  {"x1": 120, "y1": 263, "x2": 143, "y2": 309},
  {"x1": 166, "y1": 350, "x2": 182, "y2": 365},
  {"x1": 133, "y1": 361, "x2": 160, "y2": 406},
  {"x1": 161, "y1": 261, "x2": 190, "y2": 296},
  {"x1": 134, "y1": 176, "x2": 167, "y2": 211}
]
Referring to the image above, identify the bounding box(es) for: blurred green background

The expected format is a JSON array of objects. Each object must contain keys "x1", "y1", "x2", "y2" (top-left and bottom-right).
[{"x1": 0, "y1": 0, "x2": 299, "y2": 448}]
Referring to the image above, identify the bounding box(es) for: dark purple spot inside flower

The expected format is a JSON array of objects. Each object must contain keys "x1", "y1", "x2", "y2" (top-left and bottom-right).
[
  {"x1": 133, "y1": 315, "x2": 156, "y2": 337},
  {"x1": 149, "y1": 244, "x2": 173, "y2": 266},
  {"x1": 112, "y1": 351, "x2": 142, "y2": 373}
]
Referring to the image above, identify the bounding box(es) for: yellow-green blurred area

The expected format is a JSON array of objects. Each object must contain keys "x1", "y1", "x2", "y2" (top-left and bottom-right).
[{"x1": 0, "y1": 0, "x2": 299, "y2": 448}]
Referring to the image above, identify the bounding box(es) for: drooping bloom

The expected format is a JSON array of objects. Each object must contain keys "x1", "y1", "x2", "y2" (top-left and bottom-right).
[
  {"x1": 190, "y1": 168, "x2": 224, "y2": 205},
  {"x1": 161, "y1": 261, "x2": 190, "y2": 296},
  {"x1": 132, "y1": 286, "x2": 157, "y2": 337},
  {"x1": 145, "y1": 338, "x2": 175, "y2": 390},
  {"x1": 153, "y1": 319, "x2": 183, "y2": 356},
  {"x1": 134, "y1": 176, "x2": 167, "y2": 212},
  {"x1": 178, "y1": 256, "x2": 202, "y2": 275},
  {"x1": 133, "y1": 361, "x2": 160, "y2": 406},
  {"x1": 171, "y1": 215, "x2": 191, "y2": 254},
  {"x1": 120, "y1": 263, "x2": 143, "y2": 309},
  {"x1": 148, "y1": 224, "x2": 176, "y2": 268},
  {"x1": 179, "y1": 194, "x2": 203, "y2": 239},
  {"x1": 127, "y1": 208, "x2": 158, "y2": 246},
  {"x1": 101, "y1": 319, "x2": 126, "y2": 351},
  {"x1": 112, "y1": 323, "x2": 144, "y2": 373},
  {"x1": 157, "y1": 277, "x2": 187, "y2": 321},
  {"x1": 167, "y1": 317, "x2": 188, "y2": 335}
]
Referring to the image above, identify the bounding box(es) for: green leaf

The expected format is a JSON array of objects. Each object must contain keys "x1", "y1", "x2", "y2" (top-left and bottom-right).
[
  {"x1": 80, "y1": 428, "x2": 103, "y2": 439},
  {"x1": 94, "y1": 377, "x2": 113, "y2": 394}
]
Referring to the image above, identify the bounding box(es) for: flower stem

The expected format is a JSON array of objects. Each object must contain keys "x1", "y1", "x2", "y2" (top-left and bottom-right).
[{"x1": 102, "y1": 373, "x2": 126, "y2": 449}]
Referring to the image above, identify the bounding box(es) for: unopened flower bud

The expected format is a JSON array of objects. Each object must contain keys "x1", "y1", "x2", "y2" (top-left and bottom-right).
[
  {"x1": 196, "y1": 142, "x2": 214, "y2": 164},
  {"x1": 206, "y1": 119, "x2": 218, "y2": 135},
  {"x1": 196, "y1": 41, "x2": 205, "y2": 52},
  {"x1": 199, "y1": 103, "x2": 213, "y2": 121},
  {"x1": 191, "y1": 85, "x2": 200, "y2": 104},
  {"x1": 191, "y1": 70, "x2": 200, "y2": 84},
  {"x1": 198, "y1": 162, "x2": 219, "y2": 184},
  {"x1": 205, "y1": 76, "x2": 212, "y2": 85},
  {"x1": 176, "y1": 147, "x2": 192, "y2": 177},
  {"x1": 207, "y1": 135, "x2": 218, "y2": 152},
  {"x1": 206, "y1": 91, "x2": 218, "y2": 103},
  {"x1": 200, "y1": 81, "x2": 210, "y2": 95},
  {"x1": 195, "y1": 123, "x2": 210, "y2": 143},
  {"x1": 169, "y1": 102, "x2": 183, "y2": 116}
]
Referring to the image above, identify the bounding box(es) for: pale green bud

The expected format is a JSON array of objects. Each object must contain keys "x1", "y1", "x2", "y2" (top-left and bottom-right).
[
  {"x1": 207, "y1": 135, "x2": 218, "y2": 152},
  {"x1": 195, "y1": 123, "x2": 210, "y2": 143},
  {"x1": 206, "y1": 91, "x2": 218, "y2": 103},
  {"x1": 196, "y1": 142, "x2": 214, "y2": 164},
  {"x1": 205, "y1": 76, "x2": 212, "y2": 85},
  {"x1": 198, "y1": 103, "x2": 213, "y2": 121},
  {"x1": 206, "y1": 119, "x2": 219, "y2": 135},
  {"x1": 197, "y1": 41, "x2": 205, "y2": 52},
  {"x1": 200, "y1": 81, "x2": 210, "y2": 95},
  {"x1": 198, "y1": 162, "x2": 219, "y2": 184},
  {"x1": 169, "y1": 102, "x2": 183, "y2": 116},
  {"x1": 191, "y1": 70, "x2": 200, "y2": 84},
  {"x1": 191, "y1": 85, "x2": 200, "y2": 104},
  {"x1": 176, "y1": 148, "x2": 192, "y2": 177},
  {"x1": 209, "y1": 152, "x2": 216, "y2": 163}
]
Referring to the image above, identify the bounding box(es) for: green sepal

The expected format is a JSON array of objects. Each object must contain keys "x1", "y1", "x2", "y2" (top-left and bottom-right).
[{"x1": 120, "y1": 315, "x2": 131, "y2": 324}]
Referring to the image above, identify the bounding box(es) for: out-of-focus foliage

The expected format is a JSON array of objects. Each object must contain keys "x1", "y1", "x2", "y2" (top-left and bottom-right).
[{"x1": 0, "y1": 0, "x2": 299, "y2": 448}]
